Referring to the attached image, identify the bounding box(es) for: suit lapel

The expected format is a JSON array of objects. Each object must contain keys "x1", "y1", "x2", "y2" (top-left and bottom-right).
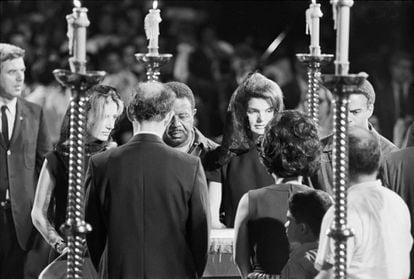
[{"x1": 9, "y1": 99, "x2": 25, "y2": 148}]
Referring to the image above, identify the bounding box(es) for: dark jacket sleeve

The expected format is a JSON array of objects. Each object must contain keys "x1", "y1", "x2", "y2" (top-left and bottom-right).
[
  {"x1": 187, "y1": 159, "x2": 210, "y2": 277},
  {"x1": 85, "y1": 158, "x2": 107, "y2": 269},
  {"x1": 36, "y1": 108, "x2": 52, "y2": 176}
]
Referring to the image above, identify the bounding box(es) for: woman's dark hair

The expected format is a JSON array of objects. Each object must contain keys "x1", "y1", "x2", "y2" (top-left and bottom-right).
[
  {"x1": 222, "y1": 72, "x2": 284, "y2": 153},
  {"x1": 260, "y1": 110, "x2": 321, "y2": 177}
]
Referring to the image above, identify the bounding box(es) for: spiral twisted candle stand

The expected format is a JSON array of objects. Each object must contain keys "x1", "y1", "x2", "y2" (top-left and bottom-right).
[
  {"x1": 53, "y1": 62, "x2": 105, "y2": 279},
  {"x1": 135, "y1": 53, "x2": 173, "y2": 81},
  {"x1": 321, "y1": 73, "x2": 367, "y2": 279},
  {"x1": 296, "y1": 53, "x2": 333, "y2": 123}
]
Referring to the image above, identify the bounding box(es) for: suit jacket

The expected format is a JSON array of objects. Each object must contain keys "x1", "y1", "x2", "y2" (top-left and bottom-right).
[
  {"x1": 381, "y1": 147, "x2": 414, "y2": 279},
  {"x1": 85, "y1": 133, "x2": 210, "y2": 279},
  {"x1": 0, "y1": 98, "x2": 51, "y2": 250}
]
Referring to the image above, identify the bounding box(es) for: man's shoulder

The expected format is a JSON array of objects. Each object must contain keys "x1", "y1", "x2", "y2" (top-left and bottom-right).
[
  {"x1": 384, "y1": 147, "x2": 414, "y2": 163},
  {"x1": 18, "y1": 97, "x2": 42, "y2": 114},
  {"x1": 378, "y1": 133, "x2": 399, "y2": 155},
  {"x1": 194, "y1": 128, "x2": 219, "y2": 151}
]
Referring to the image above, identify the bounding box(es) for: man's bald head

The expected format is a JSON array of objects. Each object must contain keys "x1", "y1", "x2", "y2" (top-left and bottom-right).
[{"x1": 128, "y1": 81, "x2": 176, "y2": 122}]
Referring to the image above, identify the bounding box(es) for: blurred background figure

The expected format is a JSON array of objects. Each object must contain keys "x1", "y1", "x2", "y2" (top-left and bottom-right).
[
  {"x1": 375, "y1": 51, "x2": 414, "y2": 145},
  {"x1": 25, "y1": 55, "x2": 71, "y2": 146}
]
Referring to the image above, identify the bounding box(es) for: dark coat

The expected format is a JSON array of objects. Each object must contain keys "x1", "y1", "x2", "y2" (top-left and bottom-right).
[
  {"x1": 85, "y1": 133, "x2": 210, "y2": 279},
  {"x1": 381, "y1": 147, "x2": 414, "y2": 279},
  {"x1": 0, "y1": 98, "x2": 51, "y2": 250}
]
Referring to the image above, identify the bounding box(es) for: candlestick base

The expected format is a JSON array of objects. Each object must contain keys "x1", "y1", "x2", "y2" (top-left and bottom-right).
[
  {"x1": 135, "y1": 53, "x2": 173, "y2": 81},
  {"x1": 319, "y1": 72, "x2": 368, "y2": 95},
  {"x1": 53, "y1": 69, "x2": 106, "y2": 93}
]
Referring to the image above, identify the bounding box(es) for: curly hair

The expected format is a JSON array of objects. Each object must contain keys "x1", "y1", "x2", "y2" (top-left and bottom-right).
[
  {"x1": 222, "y1": 72, "x2": 284, "y2": 153},
  {"x1": 165, "y1": 81, "x2": 195, "y2": 109},
  {"x1": 128, "y1": 81, "x2": 176, "y2": 122},
  {"x1": 260, "y1": 110, "x2": 321, "y2": 177}
]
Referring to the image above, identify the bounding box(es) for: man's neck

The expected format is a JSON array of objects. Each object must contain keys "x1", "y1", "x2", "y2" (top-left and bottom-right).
[
  {"x1": 133, "y1": 121, "x2": 166, "y2": 138},
  {"x1": 349, "y1": 173, "x2": 378, "y2": 186},
  {"x1": 0, "y1": 96, "x2": 17, "y2": 106}
]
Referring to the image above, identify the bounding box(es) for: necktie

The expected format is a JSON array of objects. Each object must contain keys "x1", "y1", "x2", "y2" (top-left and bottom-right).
[{"x1": 1, "y1": 106, "x2": 9, "y2": 147}]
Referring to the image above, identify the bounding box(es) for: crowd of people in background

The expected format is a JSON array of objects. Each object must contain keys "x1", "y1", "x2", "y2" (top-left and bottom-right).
[{"x1": 2, "y1": 1, "x2": 414, "y2": 279}]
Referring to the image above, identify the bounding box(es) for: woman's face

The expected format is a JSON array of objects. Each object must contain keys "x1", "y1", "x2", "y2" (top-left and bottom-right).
[
  {"x1": 246, "y1": 97, "x2": 274, "y2": 135},
  {"x1": 87, "y1": 100, "x2": 119, "y2": 141}
]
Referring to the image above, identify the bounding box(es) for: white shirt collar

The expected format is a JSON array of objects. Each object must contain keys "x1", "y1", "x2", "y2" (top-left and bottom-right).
[{"x1": 0, "y1": 97, "x2": 17, "y2": 114}]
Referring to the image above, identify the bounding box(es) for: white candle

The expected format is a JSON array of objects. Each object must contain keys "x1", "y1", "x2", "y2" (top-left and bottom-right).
[
  {"x1": 334, "y1": 0, "x2": 354, "y2": 74},
  {"x1": 306, "y1": 0, "x2": 323, "y2": 55},
  {"x1": 67, "y1": 0, "x2": 89, "y2": 64},
  {"x1": 144, "y1": 1, "x2": 162, "y2": 55}
]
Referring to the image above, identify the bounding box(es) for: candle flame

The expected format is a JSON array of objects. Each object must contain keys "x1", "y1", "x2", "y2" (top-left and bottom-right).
[
  {"x1": 74, "y1": 0, "x2": 81, "y2": 8},
  {"x1": 153, "y1": 0, "x2": 158, "y2": 9},
  {"x1": 311, "y1": 0, "x2": 316, "y2": 4}
]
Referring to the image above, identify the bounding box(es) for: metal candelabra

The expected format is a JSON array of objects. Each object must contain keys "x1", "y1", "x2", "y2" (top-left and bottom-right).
[
  {"x1": 296, "y1": 52, "x2": 333, "y2": 123},
  {"x1": 53, "y1": 59, "x2": 105, "y2": 279},
  {"x1": 135, "y1": 53, "x2": 173, "y2": 81}
]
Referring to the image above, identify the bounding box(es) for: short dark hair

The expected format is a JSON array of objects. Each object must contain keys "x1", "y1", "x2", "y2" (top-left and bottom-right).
[
  {"x1": 351, "y1": 79, "x2": 376, "y2": 106},
  {"x1": 165, "y1": 81, "x2": 195, "y2": 109},
  {"x1": 260, "y1": 110, "x2": 321, "y2": 177},
  {"x1": 0, "y1": 43, "x2": 25, "y2": 69},
  {"x1": 289, "y1": 190, "x2": 333, "y2": 236},
  {"x1": 128, "y1": 81, "x2": 176, "y2": 122},
  {"x1": 348, "y1": 126, "x2": 381, "y2": 177}
]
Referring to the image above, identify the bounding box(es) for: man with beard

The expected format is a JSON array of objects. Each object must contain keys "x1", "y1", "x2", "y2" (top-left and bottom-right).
[{"x1": 163, "y1": 81, "x2": 218, "y2": 169}]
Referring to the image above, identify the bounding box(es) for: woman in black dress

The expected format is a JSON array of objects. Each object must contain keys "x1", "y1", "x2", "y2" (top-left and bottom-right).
[
  {"x1": 31, "y1": 85, "x2": 123, "y2": 258},
  {"x1": 208, "y1": 72, "x2": 284, "y2": 228}
]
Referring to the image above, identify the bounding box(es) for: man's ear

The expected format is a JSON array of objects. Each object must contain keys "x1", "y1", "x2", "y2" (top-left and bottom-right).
[
  {"x1": 367, "y1": 103, "x2": 374, "y2": 118},
  {"x1": 193, "y1": 108, "x2": 197, "y2": 116}
]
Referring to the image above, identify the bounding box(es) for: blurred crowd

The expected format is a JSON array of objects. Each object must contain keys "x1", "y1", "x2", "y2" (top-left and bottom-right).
[{"x1": 0, "y1": 0, "x2": 413, "y2": 145}]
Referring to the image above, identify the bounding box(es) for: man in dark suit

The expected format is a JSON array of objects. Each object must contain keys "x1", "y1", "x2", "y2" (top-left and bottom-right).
[
  {"x1": 381, "y1": 147, "x2": 414, "y2": 279},
  {"x1": 85, "y1": 81, "x2": 210, "y2": 279},
  {"x1": 0, "y1": 43, "x2": 51, "y2": 278}
]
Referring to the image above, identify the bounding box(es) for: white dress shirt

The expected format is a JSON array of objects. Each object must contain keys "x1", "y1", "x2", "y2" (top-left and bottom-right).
[{"x1": 315, "y1": 180, "x2": 413, "y2": 279}]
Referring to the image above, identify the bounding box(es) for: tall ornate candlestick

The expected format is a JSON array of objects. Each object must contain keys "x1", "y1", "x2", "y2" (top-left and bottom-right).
[
  {"x1": 321, "y1": 1, "x2": 366, "y2": 279},
  {"x1": 137, "y1": 0, "x2": 172, "y2": 81},
  {"x1": 54, "y1": 1, "x2": 105, "y2": 278},
  {"x1": 297, "y1": 0, "x2": 334, "y2": 124}
]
